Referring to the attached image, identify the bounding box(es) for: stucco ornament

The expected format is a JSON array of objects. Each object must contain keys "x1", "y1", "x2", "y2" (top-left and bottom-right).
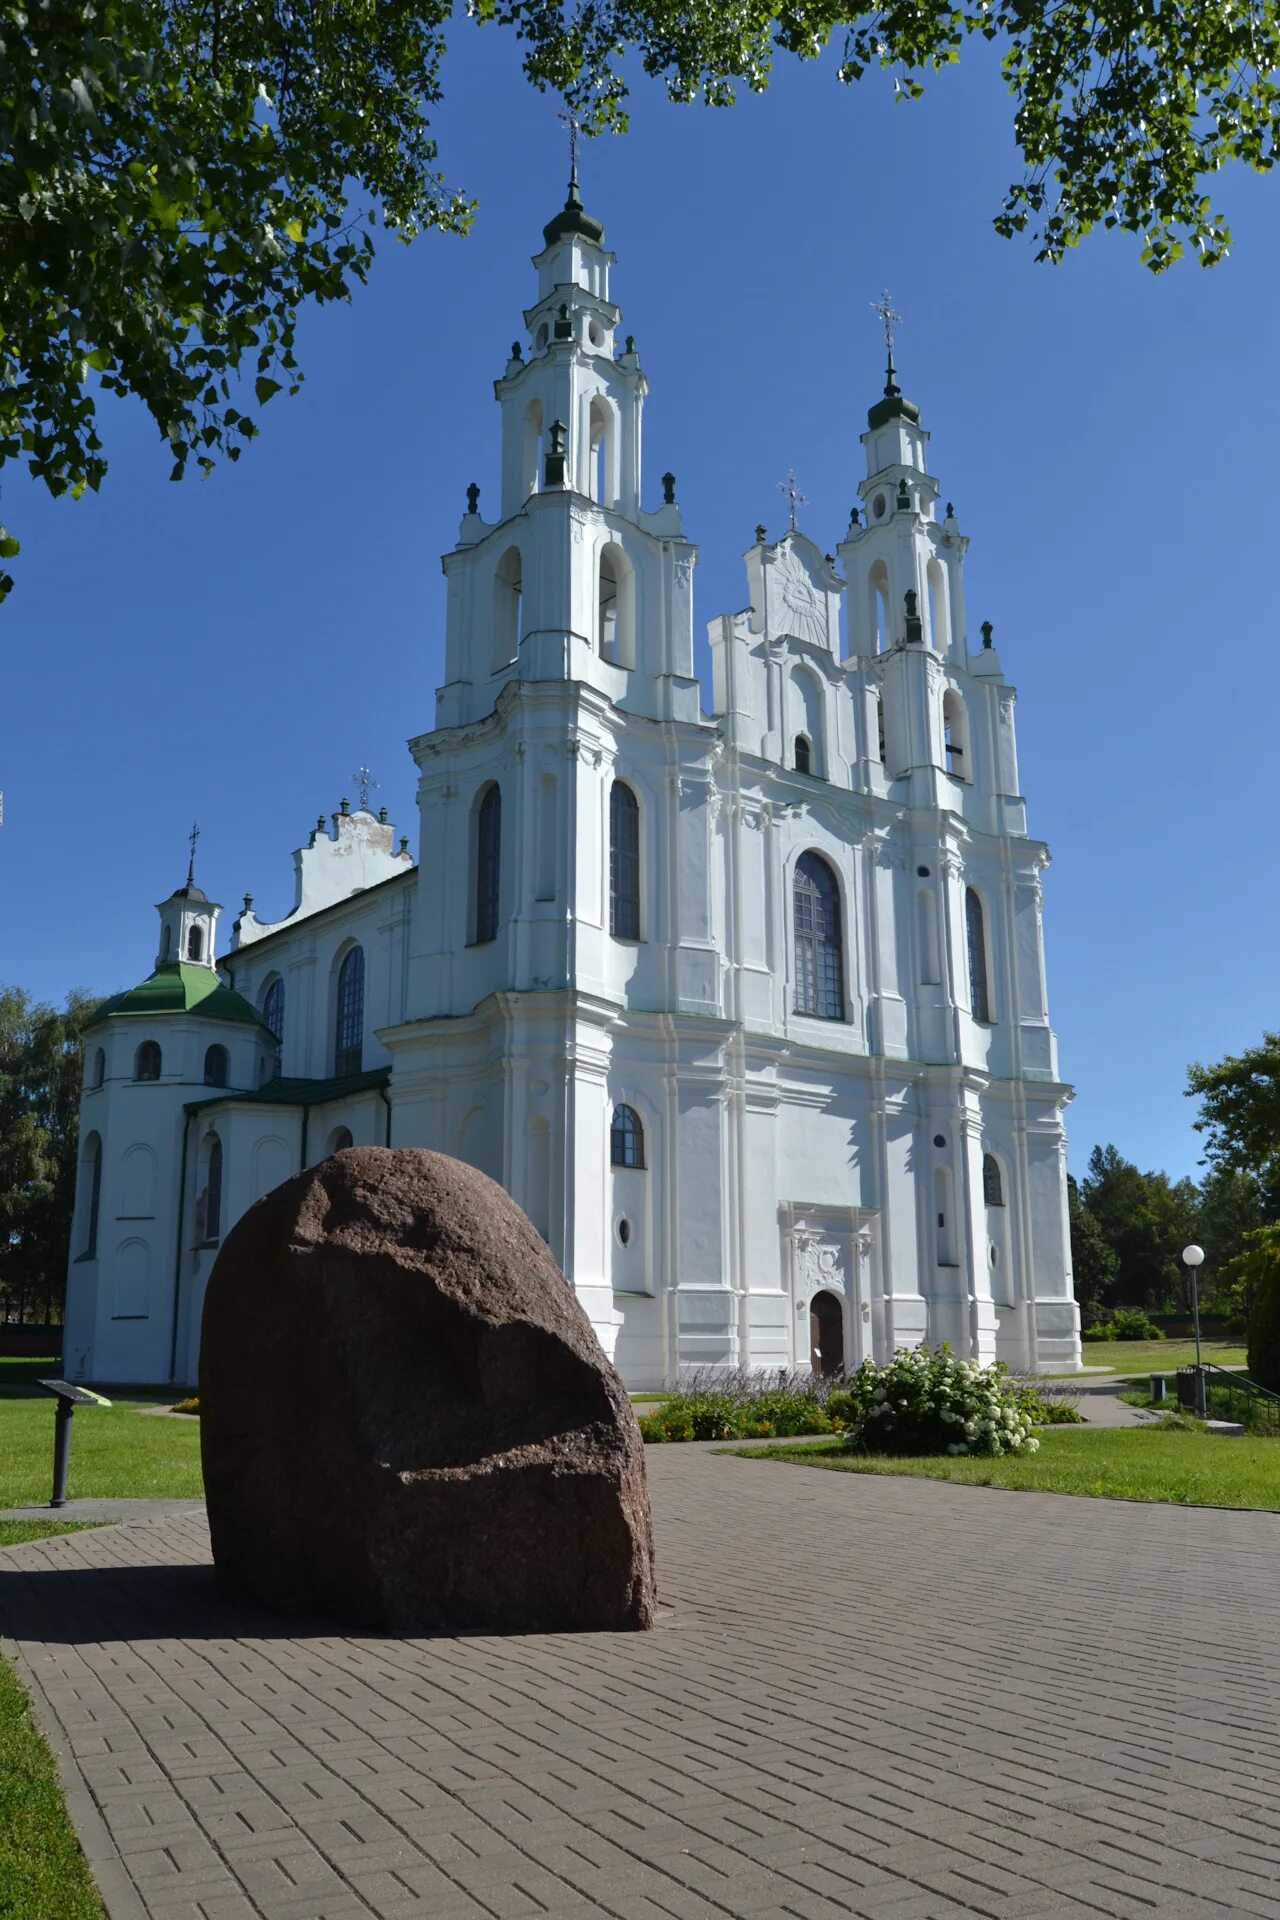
[{"x1": 773, "y1": 547, "x2": 829, "y2": 650}]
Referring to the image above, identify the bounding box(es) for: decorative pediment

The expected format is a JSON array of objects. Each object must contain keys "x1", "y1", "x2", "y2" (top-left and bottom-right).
[{"x1": 746, "y1": 532, "x2": 843, "y2": 655}]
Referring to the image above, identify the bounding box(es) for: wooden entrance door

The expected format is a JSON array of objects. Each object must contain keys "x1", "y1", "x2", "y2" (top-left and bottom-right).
[{"x1": 809, "y1": 1289, "x2": 845, "y2": 1376}]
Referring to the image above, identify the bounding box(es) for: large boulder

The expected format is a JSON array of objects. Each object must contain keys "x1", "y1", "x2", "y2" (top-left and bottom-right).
[{"x1": 199, "y1": 1147, "x2": 655, "y2": 1633}]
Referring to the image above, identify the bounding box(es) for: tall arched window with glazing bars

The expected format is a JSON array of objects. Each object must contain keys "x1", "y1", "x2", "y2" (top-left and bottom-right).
[
  {"x1": 609, "y1": 780, "x2": 641, "y2": 939},
  {"x1": 793, "y1": 853, "x2": 845, "y2": 1021},
  {"x1": 334, "y1": 946, "x2": 365, "y2": 1076},
  {"x1": 475, "y1": 784, "x2": 502, "y2": 944},
  {"x1": 262, "y1": 976, "x2": 284, "y2": 1078}
]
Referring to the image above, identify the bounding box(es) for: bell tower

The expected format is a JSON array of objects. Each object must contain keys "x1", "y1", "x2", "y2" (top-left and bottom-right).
[
  {"x1": 433, "y1": 167, "x2": 699, "y2": 732},
  {"x1": 155, "y1": 826, "x2": 220, "y2": 970}
]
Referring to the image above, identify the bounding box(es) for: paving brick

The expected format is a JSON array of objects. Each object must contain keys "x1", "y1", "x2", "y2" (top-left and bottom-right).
[{"x1": 4, "y1": 1452, "x2": 1280, "y2": 1919}]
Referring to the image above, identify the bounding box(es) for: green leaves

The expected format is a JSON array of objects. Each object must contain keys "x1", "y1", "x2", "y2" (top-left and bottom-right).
[{"x1": 1, "y1": 0, "x2": 1274, "y2": 602}]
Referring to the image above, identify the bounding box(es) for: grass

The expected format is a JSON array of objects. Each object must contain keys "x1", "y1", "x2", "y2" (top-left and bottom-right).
[
  {"x1": 0, "y1": 1521, "x2": 101, "y2": 1550},
  {"x1": 0, "y1": 1653, "x2": 106, "y2": 1918},
  {"x1": 1057, "y1": 1337, "x2": 1247, "y2": 1377},
  {"x1": 734, "y1": 1424, "x2": 1280, "y2": 1510},
  {"x1": 0, "y1": 1358, "x2": 203, "y2": 1510}
]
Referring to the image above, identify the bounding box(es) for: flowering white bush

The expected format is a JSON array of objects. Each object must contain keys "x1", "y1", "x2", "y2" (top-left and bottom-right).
[{"x1": 838, "y1": 1347, "x2": 1041, "y2": 1457}]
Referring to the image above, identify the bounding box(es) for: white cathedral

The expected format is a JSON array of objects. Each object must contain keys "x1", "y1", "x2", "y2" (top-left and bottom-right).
[{"x1": 64, "y1": 174, "x2": 1083, "y2": 1390}]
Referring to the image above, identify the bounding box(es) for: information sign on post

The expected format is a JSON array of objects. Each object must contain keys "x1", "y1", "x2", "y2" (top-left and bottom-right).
[{"x1": 36, "y1": 1380, "x2": 112, "y2": 1508}]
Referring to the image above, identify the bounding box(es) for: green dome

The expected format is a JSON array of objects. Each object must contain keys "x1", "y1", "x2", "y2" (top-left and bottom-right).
[{"x1": 88, "y1": 964, "x2": 264, "y2": 1030}]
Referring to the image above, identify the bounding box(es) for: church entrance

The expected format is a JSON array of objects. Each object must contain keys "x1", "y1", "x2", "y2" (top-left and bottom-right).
[{"x1": 809, "y1": 1290, "x2": 845, "y2": 1376}]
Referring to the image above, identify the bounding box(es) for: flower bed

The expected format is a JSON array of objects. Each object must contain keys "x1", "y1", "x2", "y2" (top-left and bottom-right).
[{"x1": 638, "y1": 1354, "x2": 1070, "y2": 1451}]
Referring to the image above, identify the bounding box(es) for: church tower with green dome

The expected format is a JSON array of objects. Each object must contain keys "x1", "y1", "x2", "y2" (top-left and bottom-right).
[{"x1": 64, "y1": 841, "x2": 274, "y2": 1384}]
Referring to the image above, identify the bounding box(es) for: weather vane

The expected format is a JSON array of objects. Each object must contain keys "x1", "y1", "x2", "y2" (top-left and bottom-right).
[
  {"x1": 555, "y1": 107, "x2": 582, "y2": 186},
  {"x1": 350, "y1": 766, "x2": 378, "y2": 811},
  {"x1": 776, "y1": 469, "x2": 809, "y2": 533},
  {"x1": 186, "y1": 820, "x2": 200, "y2": 884}
]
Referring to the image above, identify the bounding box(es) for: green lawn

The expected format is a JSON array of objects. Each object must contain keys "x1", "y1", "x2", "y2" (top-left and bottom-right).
[
  {"x1": 735, "y1": 1424, "x2": 1280, "y2": 1509},
  {"x1": 1057, "y1": 1337, "x2": 1246, "y2": 1377},
  {"x1": 0, "y1": 1521, "x2": 101, "y2": 1550},
  {"x1": 0, "y1": 1655, "x2": 105, "y2": 1919},
  {"x1": 0, "y1": 1358, "x2": 203, "y2": 1510}
]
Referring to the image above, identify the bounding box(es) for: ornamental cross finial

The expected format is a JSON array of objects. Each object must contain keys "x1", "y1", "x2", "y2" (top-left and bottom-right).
[
  {"x1": 871, "y1": 289, "x2": 903, "y2": 396},
  {"x1": 776, "y1": 469, "x2": 808, "y2": 533},
  {"x1": 556, "y1": 107, "x2": 582, "y2": 188},
  {"x1": 186, "y1": 820, "x2": 200, "y2": 885},
  {"x1": 350, "y1": 765, "x2": 378, "y2": 811},
  {"x1": 871, "y1": 289, "x2": 901, "y2": 358}
]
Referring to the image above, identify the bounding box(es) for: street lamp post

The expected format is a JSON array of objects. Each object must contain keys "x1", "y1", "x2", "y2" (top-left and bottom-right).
[{"x1": 1182, "y1": 1244, "x2": 1207, "y2": 1418}]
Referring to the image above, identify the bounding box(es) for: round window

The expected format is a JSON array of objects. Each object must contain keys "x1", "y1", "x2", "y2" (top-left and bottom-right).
[
  {"x1": 917, "y1": 866, "x2": 930, "y2": 878},
  {"x1": 617, "y1": 1218, "x2": 632, "y2": 1247},
  {"x1": 873, "y1": 493, "x2": 887, "y2": 519},
  {"x1": 933, "y1": 1134, "x2": 947, "y2": 1149}
]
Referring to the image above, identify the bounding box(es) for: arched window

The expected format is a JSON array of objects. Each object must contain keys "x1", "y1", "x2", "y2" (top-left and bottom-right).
[
  {"x1": 134, "y1": 1040, "x2": 161, "y2": 1082},
  {"x1": 589, "y1": 395, "x2": 615, "y2": 506},
  {"x1": 790, "y1": 665, "x2": 825, "y2": 777},
  {"x1": 943, "y1": 689, "x2": 970, "y2": 780},
  {"x1": 869, "y1": 560, "x2": 891, "y2": 652},
  {"x1": 872, "y1": 690, "x2": 886, "y2": 765},
  {"x1": 597, "y1": 544, "x2": 635, "y2": 667},
  {"x1": 474, "y1": 784, "x2": 502, "y2": 944},
  {"x1": 83, "y1": 1135, "x2": 102, "y2": 1257},
  {"x1": 205, "y1": 1136, "x2": 223, "y2": 1240},
  {"x1": 523, "y1": 396, "x2": 543, "y2": 496},
  {"x1": 329, "y1": 1126, "x2": 354, "y2": 1155},
  {"x1": 91, "y1": 1047, "x2": 105, "y2": 1089},
  {"x1": 334, "y1": 945, "x2": 365, "y2": 1075},
  {"x1": 983, "y1": 1153, "x2": 1004, "y2": 1207},
  {"x1": 261, "y1": 976, "x2": 284, "y2": 1078},
  {"x1": 966, "y1": 888, "x2": 992, "y2": 1022},
  {"x1": 492, "y1": 547, "x2": 522, "y2": 671},
  {"x1": 927, "y1": 556, "x2": 951, "y2": 652},
  {"x1": 203, "y1": 1044, "x2": 229, "y2": 1088},
  {"x1": 610, "y1": 1103, "x2": 645, "y2": 1169},
  {"x1": 187, "y1": 923, "x2": 204, "y2": 961},
  {"x1": 609, "y1": 780, "x2": 641, "y2": 939},
  {"x1": 161, "y1": 925, "x2": 172, "y2": 962},
  {"x1": 793, "y1": 853, "x2": 845, "y2": 1021}
]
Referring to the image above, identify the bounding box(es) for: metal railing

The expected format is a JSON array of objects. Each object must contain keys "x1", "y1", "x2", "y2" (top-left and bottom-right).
[{"x1": 1173, "y1": 1363, "x2": 1280, "y2": 1430}]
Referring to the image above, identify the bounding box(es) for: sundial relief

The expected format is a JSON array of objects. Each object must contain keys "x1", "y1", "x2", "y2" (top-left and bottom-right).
[{"x1": 763, "y1": 540, "x2": 837, "y2": 652}]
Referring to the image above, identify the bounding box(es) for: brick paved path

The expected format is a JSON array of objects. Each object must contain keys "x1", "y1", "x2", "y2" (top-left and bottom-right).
[{"x1": 3, "y1": 1449, "x2": 1279, "y2": 1920}]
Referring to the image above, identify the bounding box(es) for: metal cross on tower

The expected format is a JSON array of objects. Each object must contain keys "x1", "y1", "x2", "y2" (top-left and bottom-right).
[
  {"x1": 350, "y1": 766, "x2": 378, "y2": 811},
  {"x1": 871, "y1": 289, "x2": 903, "y2": 394},
  {"x1": 776, "y1": 469, "x2": 809, "y2": 533},
  {"x1": 556, "y1": 107, "x2": 582, "y2": 186},
  {"x1": 186, "y1": 821, "x2": 200, "y2": 885}
]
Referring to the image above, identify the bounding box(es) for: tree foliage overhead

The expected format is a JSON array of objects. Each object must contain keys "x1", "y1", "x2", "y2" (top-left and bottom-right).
[
  {"x1": 2, "y1": 0, "x2": 1276, "y2": 597},
  {"x1": 500, "y1": 0, "x2": 1271, "y2": 275},
  {"x1": 0, "y1": 0, "x2": 468, "y2": 597}
]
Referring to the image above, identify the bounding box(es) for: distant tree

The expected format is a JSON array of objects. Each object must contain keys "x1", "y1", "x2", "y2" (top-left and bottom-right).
[
  {"x1": 1188, "y1": 1035, "x2": 1280, "y2": 1190},
  {"x1": 1196, "y1": 1164, "x2": 1272, "y2": 1314},
  {"x1": 1244, "y1": 1231, "x2": 1280, "y2": 1392},
  {"x1": 2, "y1": 0, "x2": 1273, "y2": 595},
  {"x1": 1078, "y1": 1144, "x2": 1201, "y2": 1312},
  {"x1": 1066, "y1": 1174, "x2": 1118, "y2": 1327},
  {"x1": 0, "y1": 986, "x2": 100, "y2": 1322}
]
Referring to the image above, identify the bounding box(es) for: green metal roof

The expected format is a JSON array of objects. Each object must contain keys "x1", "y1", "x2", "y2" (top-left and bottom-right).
[
  {"x1": 185, "y1": 1066, "x2": 390, "y2": 1115},
  {"x1": 88, "y1": 964, "x2": 265, "y2": 1031}
]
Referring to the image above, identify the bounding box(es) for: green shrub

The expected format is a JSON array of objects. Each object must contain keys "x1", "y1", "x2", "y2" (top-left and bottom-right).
[
  {"x1": 1107, "y1": 1307, "x2": 1164, "y2": 1341},
  {"x1": 171, "y1": 1395, "x2": 200, "y2": 1415},
  {"x1": 1248, "y1": 1267, "x2": 1280, "y2": 1395},
  {"x1": 1081, "y1": 1323, "x2": 1109, "y2": 1342},
  {"x1": 1028, "y1": 1400, "x2": 1084, "y2": 1425},
  {"x1": 839, "y1": 1348, "x2": 1039, "y2": 1458}
]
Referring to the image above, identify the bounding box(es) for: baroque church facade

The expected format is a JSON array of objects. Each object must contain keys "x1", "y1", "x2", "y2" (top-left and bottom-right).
[{"x1": 64, "y1": 176, "x2": 1082, "y2": 1389}]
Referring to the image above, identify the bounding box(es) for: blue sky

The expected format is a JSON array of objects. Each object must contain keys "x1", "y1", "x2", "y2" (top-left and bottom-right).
[{"x1": 4, "y1": 25, "x2": 1278, "y2": 1182}]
